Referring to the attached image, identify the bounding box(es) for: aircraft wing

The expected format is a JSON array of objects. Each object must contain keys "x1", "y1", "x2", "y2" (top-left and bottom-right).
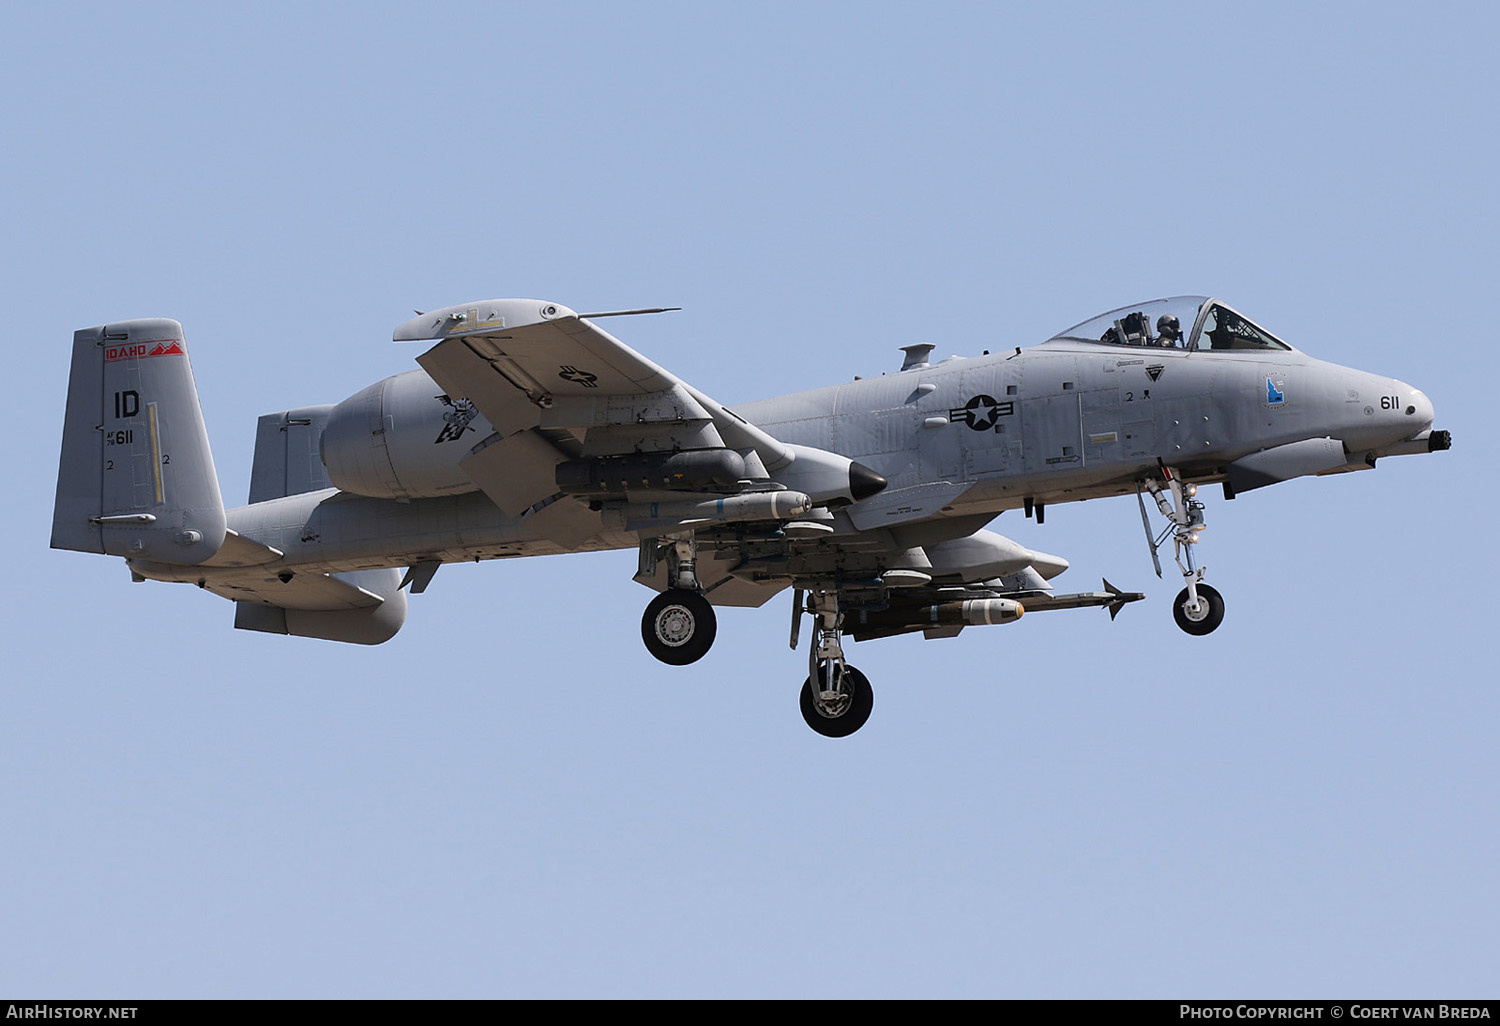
[{"x1": 396, "y1": 300, "x2": 794, "y2": 544}]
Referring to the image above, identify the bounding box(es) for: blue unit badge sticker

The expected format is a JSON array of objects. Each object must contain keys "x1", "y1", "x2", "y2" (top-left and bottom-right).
[{"x1": 1266, "y1": 376, "x2": 1286, "y2": 406}]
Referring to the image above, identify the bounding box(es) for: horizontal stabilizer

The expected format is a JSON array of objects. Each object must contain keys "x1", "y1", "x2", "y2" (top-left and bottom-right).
[
  {"x1": 231, "y1": 567, "x2": 407, "y2": 645},
  {"x1": 211, "y1": 568, "x2": 385, "y2": 610},
  {"x1": 201, "y1": 529, "x2": 284, "y2": 568}
]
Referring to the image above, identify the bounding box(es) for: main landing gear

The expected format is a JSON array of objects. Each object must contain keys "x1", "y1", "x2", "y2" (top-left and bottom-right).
[
  {"x1": 792, "y1": 588, "x2": 874, "y2": 738},
  {"x1": 635, "y1": 536, "x2": 873, "y2": 737},
  {"x1": 640, "y1": 536, "x2": 717, "y2": 666},
  {"x1": 642, "y1": 588, "x2": 716, "y2": 665},
  {"x1": 1138, "y1": 468, "x2": 1227, "y2": 636}
]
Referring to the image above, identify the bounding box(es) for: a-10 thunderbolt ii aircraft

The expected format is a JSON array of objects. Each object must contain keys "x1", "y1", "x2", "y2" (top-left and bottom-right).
[{"x1": 52, "y1": 295, "x2": 1449, "y2": 736}]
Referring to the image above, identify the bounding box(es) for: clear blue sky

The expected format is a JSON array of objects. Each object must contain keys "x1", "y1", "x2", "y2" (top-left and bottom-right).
[{"x1": 3, "y1": 0, "x2": 1494, "y2": 998}]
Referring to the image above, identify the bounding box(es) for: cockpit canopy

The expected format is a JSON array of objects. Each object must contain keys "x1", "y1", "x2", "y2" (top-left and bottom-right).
[{"x1": 1048, "y1": 297, "x2": 1292, "y2": 353}]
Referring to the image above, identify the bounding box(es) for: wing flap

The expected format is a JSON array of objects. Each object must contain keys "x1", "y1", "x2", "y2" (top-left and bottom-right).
[
  {"x1": 460, "y1": 429, "x2": 571, "y2": 518},
  {"x1": 518, "y1": 495, "x2": 604, "y2": 549}
]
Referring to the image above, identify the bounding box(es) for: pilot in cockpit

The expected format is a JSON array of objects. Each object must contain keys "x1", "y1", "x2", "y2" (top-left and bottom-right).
[{"x1": 1155, "y1": 314, "x2": 1182, "y2": 348}]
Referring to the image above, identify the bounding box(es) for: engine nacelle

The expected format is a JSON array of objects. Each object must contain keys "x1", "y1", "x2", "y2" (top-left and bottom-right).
[
  {"x1": 775, "y1": 443, "x2": 887, "y2": 505},
  {"x1": 321, "y1": 370, "x2": 492, "y2": 499}
]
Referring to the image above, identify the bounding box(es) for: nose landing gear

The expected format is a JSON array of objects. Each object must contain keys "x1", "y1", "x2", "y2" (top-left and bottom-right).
[{"x1": 1138, "y1": 469, "x2": 1226, "y2": 635}]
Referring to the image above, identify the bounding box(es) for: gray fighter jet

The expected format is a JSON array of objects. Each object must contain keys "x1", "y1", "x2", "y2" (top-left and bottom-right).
[{"x1": 52, "y1": 296, "x2": 1449, "y2": 736}]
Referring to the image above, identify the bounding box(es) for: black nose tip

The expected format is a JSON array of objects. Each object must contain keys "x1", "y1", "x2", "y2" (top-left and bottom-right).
[{"x1": 849, "y1": 462, "x2": 888, "y2": 502}]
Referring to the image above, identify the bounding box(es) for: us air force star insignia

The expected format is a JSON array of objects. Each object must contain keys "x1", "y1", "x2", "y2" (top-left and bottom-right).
[
  {"x1": 559, "y1": 365, "x2": 599, "y2": 388},
  {"x1": 950, "y1": 394, "x2": 1014, "y2": 432}
]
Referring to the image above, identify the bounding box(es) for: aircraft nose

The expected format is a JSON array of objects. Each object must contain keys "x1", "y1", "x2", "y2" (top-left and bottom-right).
[
  {"x1": 1405, "y1": 387, "x2": 1435, "y2": 433},
  {"x1": 1340, "y1": 369, "x2": 1438, "y2": 451}
]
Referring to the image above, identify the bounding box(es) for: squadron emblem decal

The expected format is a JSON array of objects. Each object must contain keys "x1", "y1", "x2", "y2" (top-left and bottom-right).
[
  {"x1": 950, "y1": 394, "x2": 1015, "y2": 432},
  {"x1": 1266, "y1": 377, "x2": 1286, "y2": 405},
  {"x1": 434, "y1": 394, "x2": 479, "y2": 443}
]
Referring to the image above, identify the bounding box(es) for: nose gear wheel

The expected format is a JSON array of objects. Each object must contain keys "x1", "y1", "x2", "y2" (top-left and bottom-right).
[{"x1": 1173, "y1": 583, "x2": 1225, "y2": 635}]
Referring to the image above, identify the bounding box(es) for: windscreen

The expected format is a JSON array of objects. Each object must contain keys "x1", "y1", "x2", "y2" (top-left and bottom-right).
[{"x1": 1192, "y1": 305, "x2": 1291, "y2": 351}]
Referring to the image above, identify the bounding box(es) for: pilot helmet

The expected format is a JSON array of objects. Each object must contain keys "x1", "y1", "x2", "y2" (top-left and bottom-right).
[{"x1": 1156, "y1": 314, "x2": 1182, "y2": 343}]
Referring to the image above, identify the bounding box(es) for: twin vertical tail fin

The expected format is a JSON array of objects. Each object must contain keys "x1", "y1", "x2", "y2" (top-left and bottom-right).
[{"x1": 52, "y1": 319, "x2": 227, "y2": 565}]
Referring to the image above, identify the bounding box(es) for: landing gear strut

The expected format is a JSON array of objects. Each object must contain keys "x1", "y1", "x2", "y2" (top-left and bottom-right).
[
  {"x1": 792, "y1": 589, "x2": 874, "y2": 737},
  {"x1": 640, "y1": 536, "x2": 717, "y2": 665},
  {"x1": 1139, "y1": 469, "x2": 1226, "y2": 635}
]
